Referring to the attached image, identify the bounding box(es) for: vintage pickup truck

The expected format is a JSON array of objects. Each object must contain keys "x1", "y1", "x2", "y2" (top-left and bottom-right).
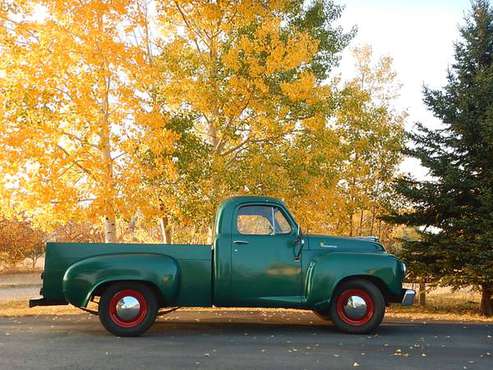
[{"x1": 30, "y1": 196, "x2": 414, "y2": 336}]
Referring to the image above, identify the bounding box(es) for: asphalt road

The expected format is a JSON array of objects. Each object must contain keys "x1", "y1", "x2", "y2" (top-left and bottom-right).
[{"x1": 0, "y1": 310, "x2": 492, "y2": 370}]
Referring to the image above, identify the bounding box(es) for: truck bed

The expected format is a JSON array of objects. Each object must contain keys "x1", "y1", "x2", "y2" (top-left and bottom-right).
[{"x1": 42, "y1": 242, "x2": 212, "y2": 307}]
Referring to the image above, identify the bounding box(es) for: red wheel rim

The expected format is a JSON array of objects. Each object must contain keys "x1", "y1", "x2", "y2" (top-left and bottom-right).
[
  {"x1": 109, "y1": 289, "x2": 148, "y2": 328},
  {"x1": 336, "y1": 288, "x2": 374, "y2": 326}
]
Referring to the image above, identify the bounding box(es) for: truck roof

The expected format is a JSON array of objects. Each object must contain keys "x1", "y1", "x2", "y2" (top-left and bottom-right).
[{"x1": 220, "y1": 195, "x2": 285, "y2": 206}]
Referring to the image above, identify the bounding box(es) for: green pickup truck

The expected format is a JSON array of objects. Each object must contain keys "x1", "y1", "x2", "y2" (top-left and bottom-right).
[{"x1": 30, "y1": 196, "x2": 414, "y2": 336}]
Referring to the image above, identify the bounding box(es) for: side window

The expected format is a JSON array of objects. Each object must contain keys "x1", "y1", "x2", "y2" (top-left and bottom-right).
[
  {"x1": 237, "y1": 206, "x2": 273, "y2": 235},
  {"x1": 274, "y1": 208, "x2": 292, "y2": 234},
  {"x1": 236, "y1": 205, "x2": 292, "y2": 235}
]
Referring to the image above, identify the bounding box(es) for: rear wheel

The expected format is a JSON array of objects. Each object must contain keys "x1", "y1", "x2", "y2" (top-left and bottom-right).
[
  {"x1": 99, "y1": 282, "x2": 158, "y2": 337},
  {"x1": 329, "y1": 279, "x2": 385, "y2": 334}
]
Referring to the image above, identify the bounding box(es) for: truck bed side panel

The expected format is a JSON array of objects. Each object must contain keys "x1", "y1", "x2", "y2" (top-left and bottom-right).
[
  {"x1": 43, "y1": 243, "x2": 212, "y2": 307},
  {"x1": 174, "y1": 259, "x2": 212, "y2": 306}
]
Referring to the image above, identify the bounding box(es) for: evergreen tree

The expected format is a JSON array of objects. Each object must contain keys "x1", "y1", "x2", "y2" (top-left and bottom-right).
[{"x1": 388, "y1": 0, "x2": 493, "y2": 316}]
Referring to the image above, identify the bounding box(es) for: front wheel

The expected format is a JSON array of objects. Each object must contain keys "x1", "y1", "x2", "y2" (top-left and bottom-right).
[
  {"x1": 99, "y1": 282, "x2": 158, "y2": 337},
  {"x1": 330, "y1": 279, "x2": 385, "y2": 334}
]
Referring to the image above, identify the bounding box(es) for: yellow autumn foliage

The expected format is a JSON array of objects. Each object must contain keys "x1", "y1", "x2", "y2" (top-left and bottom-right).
[
  {"x1": 0, "y1": 2, "x2": 404, "y2": 247},
  {"x1": 0, "y1": 1, "x2": 176, "y2": 240}
]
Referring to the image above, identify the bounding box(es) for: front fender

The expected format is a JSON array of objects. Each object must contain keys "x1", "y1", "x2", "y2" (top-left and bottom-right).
[
  {"x1": 305, "y1": 253, "x2": 403, "y2": 311},
  {"x1": 63, "y1": 253, "x2": 179, "y2": 307}
]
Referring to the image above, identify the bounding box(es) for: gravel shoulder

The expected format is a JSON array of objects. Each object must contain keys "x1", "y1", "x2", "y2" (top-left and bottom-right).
[
  {"x1": 0, "y1": 272, "x2": 41, "y2": 302},
  {"x1": 0, "y1": 272, "x2": 41, "y2": 286}
]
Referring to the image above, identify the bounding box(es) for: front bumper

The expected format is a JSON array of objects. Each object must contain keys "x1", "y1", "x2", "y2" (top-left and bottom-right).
[{"x1": 401, "y1": 289, "x2": 416, "y2": 306}]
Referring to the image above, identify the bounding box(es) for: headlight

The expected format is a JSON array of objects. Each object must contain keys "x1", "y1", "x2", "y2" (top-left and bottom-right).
[{"x1": 401, "y1": 262, "x2": 407, "y2": 275}]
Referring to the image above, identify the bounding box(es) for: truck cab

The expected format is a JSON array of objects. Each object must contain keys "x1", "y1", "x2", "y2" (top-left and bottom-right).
[
  {"x1": 213, "y1": 197, "x2": 304, "y2": 307},
  {"x1": 31, "y1": 196, "x2": 415, "y2": 336}
]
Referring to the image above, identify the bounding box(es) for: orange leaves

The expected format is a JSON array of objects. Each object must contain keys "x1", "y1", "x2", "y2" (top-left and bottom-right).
[{"x1": 0, "y1": 216, "x2": 45, "y2": 266}]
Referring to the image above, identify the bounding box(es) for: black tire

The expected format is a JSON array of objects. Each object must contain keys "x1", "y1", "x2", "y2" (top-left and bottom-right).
[
  {"x1": 99, "y1": 281, "x2": 158, "y2": 337},
  {"x1": 313, "y1": 310, "x2": 331, "y2": 321},
  {"x1": 329, "y1": 279, "x2": 385, "y2": 334}
]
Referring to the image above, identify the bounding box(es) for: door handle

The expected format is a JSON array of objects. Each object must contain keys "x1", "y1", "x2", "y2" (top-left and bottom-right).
[{"x1": 233, "y1": 240, "x2": 249, "y2": 245}]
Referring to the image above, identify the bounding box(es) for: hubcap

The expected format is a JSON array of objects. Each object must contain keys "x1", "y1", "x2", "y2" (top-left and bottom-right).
[
  {"x1": 342, "y1": 295, "x2": 368, "y2": 320},
  {"x1": 115, "y1": 296, "x2": 141, "y2": 322}
]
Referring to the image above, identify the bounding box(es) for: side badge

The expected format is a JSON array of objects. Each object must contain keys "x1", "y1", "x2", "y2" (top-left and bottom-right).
[{"x1": 320, "y1": 242, "x2": 338, "y2": 249}]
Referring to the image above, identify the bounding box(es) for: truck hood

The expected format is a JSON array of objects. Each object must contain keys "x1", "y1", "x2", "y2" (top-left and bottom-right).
[{"x1": 306, "y1": 234, "x2": 385, "y2": 253}]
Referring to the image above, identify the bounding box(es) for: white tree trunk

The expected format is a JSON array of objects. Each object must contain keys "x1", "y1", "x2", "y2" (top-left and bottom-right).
[
  {"x1": 104, "y1": 216, "x2": 117, "y2": 243},
  {"x1": 159, "y1": 216, "x2": 172, "y2": 244},
  {"x1": 419, "y1": 280, "x2": 426, "y2": 306}
]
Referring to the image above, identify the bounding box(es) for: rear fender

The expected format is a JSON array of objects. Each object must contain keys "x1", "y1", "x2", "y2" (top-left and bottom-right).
[
  {"x1": 305, "y1": 253, "x2": 402, "y2": 311},
  {"x1": 63, "y1": 253, "x2": 179, "y2": 307}
]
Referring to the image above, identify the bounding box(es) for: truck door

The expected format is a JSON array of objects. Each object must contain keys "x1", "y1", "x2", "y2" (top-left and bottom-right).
[{"x1": 230, "y1": 204, "x2": 302, "y2": 307}]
